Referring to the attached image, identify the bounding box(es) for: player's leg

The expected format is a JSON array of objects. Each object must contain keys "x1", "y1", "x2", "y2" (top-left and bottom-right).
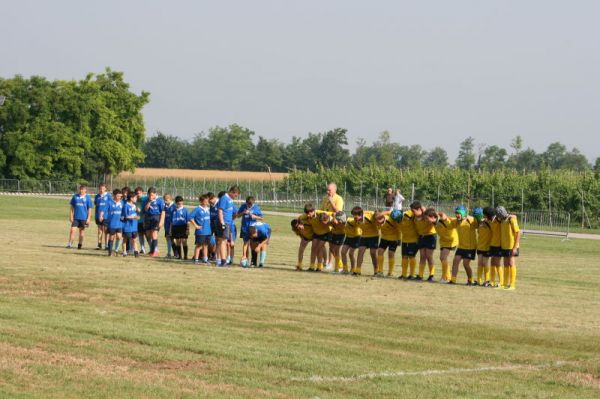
[
  {"x1": 450, "y1": 253, "x2": 462, "y2": 284},
  {"x1": 426, "y1": 248, "x2": 435, "y2": 281},
  {"x1": 463, "y1": 258, "x2": 474, "y2": 285},
  {"x1": 418, "y1": 247, "x2": 427, "y2": 280},
  {"x1": 341, "y1": 244, "x2": 350, "y2": 273},
  {"x1": 297, "y1": 238, "x2": 309, "y2": 270},
  {"x1": 476, "y1": 254, "x2": 484, "y2": 285},
  {"x1": 356, "y1": 246, "x2": 366, "y2": 275},
  {"x1": 377, "y1": 246, "x2": 386, "y2": 276},
  {"x1": 387, "y1": 249, "x2": 396, "y2": 277}
]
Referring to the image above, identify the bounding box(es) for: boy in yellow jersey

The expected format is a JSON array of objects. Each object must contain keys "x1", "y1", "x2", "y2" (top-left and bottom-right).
[
  {"x1": 341, "y1": 206, "x2": 362, "y2": 275},
  {"x1": 398, "y1": 202, "x2": 421, "y2": 280},
  {"x1": 377, "y1": 209, "x2": 402, "y2": 277},
  {"x1": 415, "y1": 207, "x2": 438, "y2": 282},
  {"x1": 441, "y1": 205, "x2": 477, "y2": 285},
  {"x1": 291, "y1": 218, "x2": 313, "y2": 271},
  {"x1": 297, "y1": 204, "x2": 319, "y2": 271},
  {"x1": 488, "y1": 208, "x2": 504, "y2": 287},
  {"x1": 474, "y1": 207, "x2": 494, "y2": 286},
  {"x1": 496, "y1": 206, "x2": 522, "y2": 290},
  {"x1": 308, "y1": 211, "x2": 334, "y2": 272},
  {"x1": 435, "y1": 212, "x2": 458, "y2": 283},
  {"x1": 355, "y1": 209, "x2": 382, "y2": 276},
  {"x1": 329, "y1": 211, "x2": 347, "y2": 273}
]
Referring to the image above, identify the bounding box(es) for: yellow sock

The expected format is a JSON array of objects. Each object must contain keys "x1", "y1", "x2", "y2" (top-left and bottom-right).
[
  {"x1": 511, "y1": 265, "x2": 517, "y2": 288},
  {"x1": 296, "y1": 261, "x2": 303, "y2": 270},
  {"x1": 490, "y1": 266, "x2": 496, "y2": 285},
  {"x1": 428, "y1": 264, "x2": 435, "y2": 278},
  {"x1": 468, "y1": 277, "x2": 474, "y2": 283},
  {"x1": 357, "y1": 266, "x2": 362, "y2": 274},
  {"x1": 497, "y1": 266, "x2": 504, "y2": 287},
  {"x1": 336, "y1": 257, "x2": 343, "y2": 272},
  {"x1": 401, "y1": 258, "x2": 409, "y2": 278},
  {"x1": 484, "y1": 265, "x2": 491, "y2": 282},
  {"x1": 343, "y1": 263, "x2": 349, "y2": 272},
  {"x1": 418, "y1": 263, "x2": 425, "y2": 278},
  {"x1": 318, "y1": 263, "x2": 323, "y2": 271},
  {"x1": 450, "y1": 275, "x2": 457, "y2": 283},
  {"x1": 503, "y1": 266, "x2": 510, "y2": 287},
  {"x1": 309, "y1": 262, "x2": 316, "y2": 271},
  {"x1": 388, "y1": 257, "x2": 395, "y2": 276},
  {"x1": 441, "y1": 260, "x2": 449, "y2": 280},
  {"x1": 377, "y1": 255, "x2": 384, "y2": 273},
  {"x1": 409, "y1": 258, "x2": 416, "y2": 277},
  {"x1": 477, "y1": 265, "x2": 483, "y2": 284}
]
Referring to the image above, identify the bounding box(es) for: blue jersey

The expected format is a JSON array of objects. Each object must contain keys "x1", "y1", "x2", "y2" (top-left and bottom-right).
[
  {"x1": 238, "y1": 203, "x2": 263, "y2": 234},
  {"x1": 94, "y1": 193, "x2": 110, "y2": 221},
  {"x1": 164, "y1": 202, "x2": 175, "y2": 230},
  {"x1": 216, "y1": 194, "x2": 235, "y2": 224},
  {"x1": 70, "y1": 193, "x2": 93, "y2": 221},
  {"x1": 136, "y1": 196, "x2": 146, "y2": 222},
  {"x1": 254, "y1": 222, "x2": 271, "y2": 240},
  {"x1": 106, "y1": 199, "x2": 124, "y2": 230},
  {"x1": 122, "y1": 202, "x2": 138, "y2": 233},
  {"x1": 142, "y1": 196, "x2": 165, "y2": 216},
  {"x1": 209, "y1": 204, "x2": 218, "y2": 227},
  {"x1": 171, "y1": 207, "x2": 190, "y2": 226},
  {"x1": 190, "y1": 206, "x2": 212, "y2": 236}
]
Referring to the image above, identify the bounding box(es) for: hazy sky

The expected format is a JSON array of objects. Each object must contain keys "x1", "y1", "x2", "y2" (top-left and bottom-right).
[{"x1": 2, "y1": 0, "x2": 599, "y2": 161}]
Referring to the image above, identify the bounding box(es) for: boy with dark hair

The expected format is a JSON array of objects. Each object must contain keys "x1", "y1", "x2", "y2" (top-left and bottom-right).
[
  {"x1": 237, "y1": 196, "x2": 264, "y2": 266},
  {"x1": 296, "y1": 204, "x2": 316, "y2": 271},
  {"x1": 143, "y1": 187, "x2": 166, "y2": 257},
  {"x1": 122, "y1": 191, "x2": 140, "y2": 257},
  {"x1": 474, "y1": 207, "x2": 492, "y2": 286},
  {"x1": 68, "y1": 184, "x2": 93, "y2": 249},
  {"x1": 341, "y1": 206, "x2": 362, "y2": 274},
  {"x1": 377, "y1": 209, "x2": 402, "y2": 277},
  {"x1": 207, "y1": 192, "x2": 218, "y2": 262},
  {"x1": 216, "y1": 186, "x2": 241, "y2": 267},
  {"x1": 170, "y1": 196, "x2": 190, "y2": 260},
  {"x1": 355, "y1": 210, "x2": 383, "y2": 276},
  {"x1": 488, "y1": 207, "x2": 504, "y2": 287},
  {"x1": 441, "y1": 205, "x2": 478, "y2": 285},
  {"x1": 436, "y1": 211, "x2": 458, "y2": 283},
  {"x1": 291, "y1": 218, "x2": 313, "y2": 271},
  {"x1": 497, "y1": 206, "x2": 521, "y2": 290},
  {"x1": 398, "y1": 202, "x2": 420, "y2": 280},
  {"x1": 94, "y1": 183, "x2": 110, "y2": 250},
  {"x1": 102, "y1": 188, "x2": 124, "y2": 256},
  {"x1": 163, "y1": 194, "x2": 175, "y2": 258},
  {"x1": 190, "y1": 194, "x2": 212, "y2": 265},
  {"x1": 249, "y1": 222, "x2": 271, "y2": 268},
  {"x1": 415, "y1": 207, "x2": 438, "y2": 281},
  {"x1": 134, "y1": 187, "x2": 146, "y2": 254},
  {"x1": 307, "y1": 211, "x2": 333, "y2": 271}
]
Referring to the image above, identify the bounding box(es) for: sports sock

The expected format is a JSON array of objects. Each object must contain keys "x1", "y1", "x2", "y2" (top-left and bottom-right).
[
  {"x1": 428, "y1": 263, "x2": 435, "y2": 278},
  {"x1": 342, "y1": 263, "x2": 348, "y2": 272},
  {"x1": 490, "y1": 266, "x2": 496, "y2": 285},
  {"x1": 401, "y1": 258, "x2": 409, "y2": 278},
  {"x1": 450, "y1": 275, "x2": 457, "y2": 283},
  {"x1": 409, "y1": 258, "x2": 417, "y2": 277},
  {"x1": 107, "y1": 240, "x2": 113, "y2": 255},
  {"x1": 477, "y1": 265, "x2": 483, "y2": 284},
  {"x1": 166, "y1": 238, "x2": 172, "y2": 256},
  {"x1": 511, "y1": 265, "x2": 517, "y2": 288},
  {"x1": 251, "y1": 251, "x2": 258, "y2": 265},
  {"x1": 377, "y1": 255, "x2": 384, "y2": 273},
  {"x1": 152, "y1": 239, "x2": 158, "y2": 253},
  {"x1": 503, "y1": 266, "x2": 510, "y2": 287},
  {"x1": 418, "y1": 263, "x2": 425, "y2": 278},
  {"x1": 310, "y1": 262, "x2": 316, "y2": 271},
  {"x1": 172, "y1": 243, "x2": 179, "y2": 258},
  {"x1": 297, "y1": 260, "x2": 303, "y2": 270},
  {"x1": 183, "y1": 245, "x2": 188, "y2": 259},
  {"x1": 388, "y1": 257, "x2": 395, "y2": 276},
  {"x1": 497, "y1": 266, "x2": 504, "y2": 287},
  {"x1": 114, "y1": 239, "x2": 121, "y2": 253},
  {"x1": 484, "y1": 265, "x2": 491, "y2": 282},
  {"x1": 335, "y1": 257, "x2": 343, "y2": 272},
  {"x1": 441, "y1": 260, "x2": 449, "y2": 280},
  {"x1": 259, "y1": 251, "x2": 267, "y2": 265},
  {"x1": 317, "y1": 262, "x2": 324, "y2": 271}
]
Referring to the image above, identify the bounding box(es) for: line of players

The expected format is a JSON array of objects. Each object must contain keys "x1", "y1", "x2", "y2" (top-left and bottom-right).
[
  {"x1": 67, "y1": 184, "x2": 271, "y2": 267},
  {"x1": 291, "y1": 199, "x2": 522, "y2": 290}
]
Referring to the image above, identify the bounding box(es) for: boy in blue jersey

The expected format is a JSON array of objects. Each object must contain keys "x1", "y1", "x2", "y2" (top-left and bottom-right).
[
  {"x1": 228, "y1": 202, "x2": 239, "y2": 265},
  {"x1": 236, "y1": 196, "x2": 264, "y2": 266},
  {"x1": 143, "y1": 187, "x2": 166, "y2": 257},
  {"x1": 68, "y1": 184, "x2": 93, "y2": 249},
  {"x1": 94, "y1": 183, "x2": 110, "y2": 250},
  {"x1": 122, "y1": 192, "x2": 140, "y2": 257},
  {"x1": 208, "y1": 192, "x2": 218, "y2": 262},
  {"x1": 163, "y1": 194, "x2": 175, "y2": 258},
  {"x1": 248, "y1": 222, "x2": 271, "y2": 268},
  {"x1": 134, "y1": 187, "x2": 147, "y2": 254},
  {"x1": 216, "y1": 186, "x2": 241, "y2": 267},
  {"x1": 102, "y1": 189, "x2": 124, "y2": 256},
  {"x1": 170, "y1": 195, "x2": 190, "y2": 260},
  {"x1": 190, "y1": 194, "x2": 212, "y2": 265}
]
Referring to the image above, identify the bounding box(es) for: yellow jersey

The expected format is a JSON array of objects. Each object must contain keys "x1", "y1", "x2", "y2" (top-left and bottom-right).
[
  {"x1": 380, "y1": 214, "x2": 401, "y2": 241},
  {"x1": 490, "y1": 219, "x2": 501, "y2": 247},
  {"x1": 477, "y1": 220, "x2": 492, "y2": 251},
  {"x1": 436, "y1": 219, "x2": 458, "y2": 248},
  {"x1": 360, "y1": 211, "x2": 380, "y2": 238},
  {"x1": 344, "y1": 217, "x2": 362, "y2": 238},
  {"x1": 415, "y1": 218, "x2": 436, "y2": 236},
  {"x1": 298, "y1": 214, "x2": 314, "y2": 240},
  {"x1": 320, "y1": 194, "x2": 344, "y2": 213},
  {"x1": 449, "y1": 216, "x2": 478, "y2": 250},
  {"x1": 326, "y1": 211, "x2": 346, "y2": 235},
  {"x1": 500, "y1": 216, "x2": 521, "y2": 250},
  {"x1": 308, "y1": 211, "x2": 332, "y2": 235},
  {"x1": 398, "y1": 210, "x2": 419, "y2": 244}
]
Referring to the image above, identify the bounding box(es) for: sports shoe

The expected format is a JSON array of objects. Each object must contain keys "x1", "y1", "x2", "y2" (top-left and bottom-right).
[
  {"x1": 466, "y1": 281, "x2": 474, "y2": 286},
  {"x1": 427, "y1": 275, "x2": 435, "y2": 282},
  {"x1": 398, "y1": 276, "x2": 406, "y2": 280},
  {"x1": 134, "y1": 251, "x2": 139, "y2": 258},
  {"x1": 483, "y1": 281, "x2": 492, "y2": 287},
  {"x1": 66, "y1": 243, "x2": 73, "y2": 249},
  {"x1": 415, "y1": 276, "x2": 423, "y2": 281},
  {"x1": 258, "y1": 264, "x2": 264, "y2": 268},
  {"x1": 77, "y1": 243, "x2": 82, "y2": 250},
  {"x1": 473, "y1": 281, "x2": 480, "y2": 286},
  {"x1": 439, "y1": 279, "x2": 449, "y2": 284},
  {"x1": 140, "y1": 247, "x2": 145, "y2": 254},
  {"x1": 122, "y1": 252, "x2": 128, "y2": 257},
  {"x1": 96, "y1": 244, "x2": 102, "y2": 250},
  {"x1": 407, "y1": 275, "x2": 414, "y2": 280},
  {"x1": 504, "y1": 285, "x2": 515, "y2": 291},
  {"x1": 448, "y1": 280, "x2": 456, "y2": 285}
]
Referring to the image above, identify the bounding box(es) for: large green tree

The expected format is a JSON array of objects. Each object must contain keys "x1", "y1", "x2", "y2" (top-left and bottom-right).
[
  {"x1": 142, "y1": 132, "x2": 189, "y2": 168},
  {"x1": 455, "y1": 137, "x2": 476, "y2": 170}
]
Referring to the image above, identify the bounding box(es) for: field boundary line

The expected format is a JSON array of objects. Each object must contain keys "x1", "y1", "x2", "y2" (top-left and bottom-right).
[{"x1": 290, "y1": 361, "x2": 571, "y2": 383}]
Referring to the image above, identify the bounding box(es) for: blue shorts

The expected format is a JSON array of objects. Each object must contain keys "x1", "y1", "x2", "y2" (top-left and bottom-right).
[
  {"x1": 71, "y1": 219, "x2": 88, "y2": 229},
  {"x1": 108, "y1": 228, "x2": 123, "y2": 235},
  {"x1": 124, "y1": 231, "x2": 137, "y2": 239},
  {"x1": 229, "y1": 223, "x2": 237, "y2": 243},
  {"x1": 195, "y1": 235, "x2": 211, "y2": 245}
]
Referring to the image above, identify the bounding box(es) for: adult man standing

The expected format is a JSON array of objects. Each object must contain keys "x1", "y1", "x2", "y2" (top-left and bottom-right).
[
  {"x1": 216, "y1": 185, "x2": 241, "y2": 267},
  {"x1": 320, "y1": 183, "x2": 344, "y2": 270}
]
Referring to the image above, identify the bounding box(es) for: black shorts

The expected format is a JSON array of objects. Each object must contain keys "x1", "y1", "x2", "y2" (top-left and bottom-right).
[
  {"x1": 440, "y1": 246, "x2": 457, "y2": 251},
  {"x1": 94, "y1": 217, "x2": 105, "y2": 226},
  {"x1": 477, "y1": 249, "x2": 490, "y2": 257},
  {"x1": 379, "y1": 239, "x2": 399, "y2": 252},
  {"x1": 124, "y1": 231, "x2": 138, "y2": 239},
  {"x1": 331, "y1": 234, "x2": 345, "y2": 246},
  {"x1": 313, "y1": 232, "x2": 332, "y2": 242},
  {"x1": 71, "y1": 219, "x2": 88, "y2": 229},
  {"x1": 500, "y1": 248, "x2": 520, "y2": 258},
  {"x1": 489, "y1": 246, "x2": 502, "y2": 257},
  {"x1": 456, "y1": 249, "x2": 476, "y2": 260},
  {"x1": 418, "y1": 234, "x2": 437, "y2": 250},
  {"x1": 343, "y1": 236, "x2": 360, "y2": 249},
  {"x1": 360, "y1": 236, "x2": 379, "y2": 249},
  {"x1": 195, "y1": 235, "x2": 211, "y2": 245},
  {"x1": 252, "y1": 236, "x2": 269, "y2": 245},
  {"x1": 144, "y1": 215, "x2": 161, "y2": 232},
  {"x1": 138, "y1": 222, "x2": 145, "y2": 234},
  {"x1": 301, "y1": 235, "x2": 313, "y2": 242},
  {"x1": 401, "y1": 242, "x2": 419, "y2": 257},
  {"x1": 171, "y1": 224, "x2": 189, "y2": 239},
  {"x1": 215, "y1": 223, "x2": 231, "y2": 240},
  {"x1": 108, "y1": 228, "x2": 123, "y2": 235}
]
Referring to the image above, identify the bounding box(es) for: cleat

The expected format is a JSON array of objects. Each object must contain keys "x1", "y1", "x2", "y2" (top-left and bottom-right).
[
  {"x1": 427, "y1": 275, "x2": 435, "y2": 282},
  {"x1": 398, "y1": 276, "x2": 405, "y2": 280},
  {"x1": 504, "y1": 285, "x2": 515, "y2": 291},
  {"x1": 77, "y1": 243, "x2": 82, "y2": 250},
  {"x1": 439, "y1": 279, "x2": 449, "y2": 284},
  {"x1": 96, "y1": 244, "x2": 102, "y2": 250},
  {"x1": 473, "y1": 281, "x2": 480, "y2": 286},
  {"x1": 134, "y1": 251, "x2": 139, "y2": 258},
  {"x1": 467, "y1": 281, "x2": 474, "y2": 286},
  {"x1": 407, "y1": 276, "x2": 414, "y2": 280},
  {"x1": 258, "y1": 263, "x2": 264, "y2": 268},
  {"x1": 415, "y1": 276, "x2": 423, "y2": 281},
  {"x1": 448, "y1": 280, "x2": 456, "y2": 285}
]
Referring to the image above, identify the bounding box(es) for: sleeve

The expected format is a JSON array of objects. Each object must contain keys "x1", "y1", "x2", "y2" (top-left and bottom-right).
[
  {"x1": 511, "y1": 217, "x2": 520, "y2": 233},
  {"x1": 254, "y1": 205, "x2": 263, "y2": 217},
  {"x1": 336, "y1": 196, "x2": 344, "y2": 212},
  {"x1": 87, "y1": 196, "x2": 93, "y2": 209},
  {"x1": 216, "y1": 197, "x2": 224, "y2": 210},
  {"x1": 70, "y1": 195, "x2": 76, "y2": 207}
]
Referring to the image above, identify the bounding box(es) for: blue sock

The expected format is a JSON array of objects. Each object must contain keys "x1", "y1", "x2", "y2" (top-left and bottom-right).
[
  {"x1": 152, "y1": 239, "x2": 158, "y2": 253},
  {"x1": 166, "y1": 238, "x2": 172, "y2": 256},
  {"x1": 114, "y1": 239, "x2": 121, "y2": 252},
  {"x1": 259, "y1": 251, "x2": 267, "y2": 264},
  {"x1": 107, "y1": 240, "x2": 113, "y2": 254}
]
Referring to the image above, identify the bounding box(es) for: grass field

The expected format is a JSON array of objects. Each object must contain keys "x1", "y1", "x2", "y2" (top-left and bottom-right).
[{"x1": 0, "y1": 196, "x2": 599, "y2": 398}]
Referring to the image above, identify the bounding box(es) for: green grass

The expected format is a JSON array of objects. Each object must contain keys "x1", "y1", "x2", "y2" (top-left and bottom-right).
[{"x1": 0, "y1": 195, "x2": 599, "y2": 398}]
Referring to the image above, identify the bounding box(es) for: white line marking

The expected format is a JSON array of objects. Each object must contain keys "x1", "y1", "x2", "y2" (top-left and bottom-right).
[{"x1": 291, "y1": 361, "x2": 570, "y2": 383}]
